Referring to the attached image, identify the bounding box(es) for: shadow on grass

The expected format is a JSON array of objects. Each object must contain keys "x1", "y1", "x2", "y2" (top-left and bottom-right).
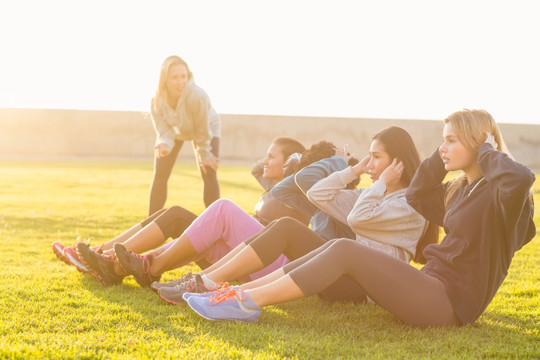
[
  {"x1": 77, "y1": 273, "x2": 540, "y2": 359},
  {"x1": 7, "y1": 212, "x2": 538, "y2": 358}
]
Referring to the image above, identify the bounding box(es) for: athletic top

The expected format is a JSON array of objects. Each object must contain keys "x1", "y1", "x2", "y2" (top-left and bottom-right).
[{"x1": 407, "y1": 143, "x2": 535, "y2": 325}]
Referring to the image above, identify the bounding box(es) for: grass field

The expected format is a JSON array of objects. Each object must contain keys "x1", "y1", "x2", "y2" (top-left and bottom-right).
[{"x1": 1, "y1": 160, "x2": 538, "y2": 359}]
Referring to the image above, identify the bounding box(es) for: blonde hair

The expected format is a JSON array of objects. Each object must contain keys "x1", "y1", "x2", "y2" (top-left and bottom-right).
[
  {"x1": 444, "y1": 109, "x2": 511, "y2": 205},
  {"x1": 153, "y1": 55, "x2": 193, "y2": 110}
]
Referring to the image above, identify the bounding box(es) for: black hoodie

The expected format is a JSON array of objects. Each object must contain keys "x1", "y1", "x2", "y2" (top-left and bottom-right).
[{"x1": 406, "y1": 143, "x2": 535, "y2": 325}]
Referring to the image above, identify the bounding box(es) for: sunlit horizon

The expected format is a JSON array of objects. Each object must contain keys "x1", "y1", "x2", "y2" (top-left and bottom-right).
[{"x1": 1, "y1": 0, "x2": 539, "y2": 125}]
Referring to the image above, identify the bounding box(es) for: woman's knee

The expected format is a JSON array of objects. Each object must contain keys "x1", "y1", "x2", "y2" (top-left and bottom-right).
[
  {"x1": 273, "y1": 216, "x2": 306, "y2": 230},
  {"x1": 327, "y1": 238, "x2": 361, "y2": 257},
  {"x1": 202, "y1": 199, "x2": 243, "y2": 221},
  {"x1": 211, "y1": 198, "x2": 236, "y2": 210},
  {"x1": 166, "y1": 205, "x2": 191, "y2": 217}
]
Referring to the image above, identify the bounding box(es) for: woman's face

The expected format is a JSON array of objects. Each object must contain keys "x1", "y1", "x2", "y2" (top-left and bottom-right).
[
  {"x1": 439, "y1": 123, "x2": 476, "y2": 172},
  {"x1": 166, "y1": 64, "x2": 189, "y2": 99},
  {"x1": 367, "y1": 139, "x2": 392, "y2": 181},
  {"x1": 263, "y1": 143, "x2": 286, "y2": 181}
]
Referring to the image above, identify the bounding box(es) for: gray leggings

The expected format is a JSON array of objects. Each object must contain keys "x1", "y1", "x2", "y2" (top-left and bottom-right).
[
  {"x1": 285, "y1": 238, "x2": 460, "y2": 327},
  {"x1": 246, "y1": 217, "x2": 367, "y2": 303}
]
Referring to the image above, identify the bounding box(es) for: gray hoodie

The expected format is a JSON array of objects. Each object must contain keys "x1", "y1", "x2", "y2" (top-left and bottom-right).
[
  {"x1": 151, "y1": 79, "x2": 220, "y2": 162},
  {"x1": 307, "y1": 166, "x2": 426, "y2": 262}
]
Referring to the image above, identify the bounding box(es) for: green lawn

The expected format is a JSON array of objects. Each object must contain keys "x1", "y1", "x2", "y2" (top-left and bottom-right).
[{"x1": 1, "y1": 160, "x2": 538, "y2": 359}]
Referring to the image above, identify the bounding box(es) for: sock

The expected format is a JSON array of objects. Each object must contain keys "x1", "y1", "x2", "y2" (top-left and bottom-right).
[
  {"x1": 201, "y1": 274, "x2": 216, "y2": 289},
  {"x1": 240, "y1": 291, "x2": 261, "y2": 311}
]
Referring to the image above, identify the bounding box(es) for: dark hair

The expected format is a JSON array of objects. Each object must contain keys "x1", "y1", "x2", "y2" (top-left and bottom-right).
[
  {"x1": 295, "y1": 141, "x2": 336, "y2": 171},
  {"x1": 293, "y1": 140, "x2": 359, "y2": 189},
  {"x1": 371, "y1": 126, "x2": 420, "y2": 187},
  {"x1": 345, "y1": 156, "x2": 360, "y2": 189},
  {"x1": 372, "y1": 126, "x2": 438, "y2": 264},
  {"x1": 272, "y1": 136, "x2": 306, "y2": 160}
]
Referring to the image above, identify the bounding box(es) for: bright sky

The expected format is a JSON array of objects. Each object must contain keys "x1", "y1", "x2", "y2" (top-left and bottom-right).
[{"x1": 1, "y1": 0, "x2": 539, "y2": 124}]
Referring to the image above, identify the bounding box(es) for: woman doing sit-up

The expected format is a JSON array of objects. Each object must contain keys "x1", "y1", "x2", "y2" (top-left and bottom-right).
[{"x1": 184, "y1": 109, "x2": 535, "y2": 328}]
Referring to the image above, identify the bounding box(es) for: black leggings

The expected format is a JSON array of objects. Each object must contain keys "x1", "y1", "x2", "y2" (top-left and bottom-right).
[
  {"x1": 148, "y1": 137, "x2": 220, "y2": 215},
  {"x1": 141, "y1": 205, "x2": 211, "y2": 269},
  {"x1": 143, "y1": 206, "x2": 197, "y2": 239},
  {"x1": 285, "y1": 239, "x2": 459, "y2": 327},
  {"x1": 246, "y1": 217, "x2": 367, "y2": 303}
]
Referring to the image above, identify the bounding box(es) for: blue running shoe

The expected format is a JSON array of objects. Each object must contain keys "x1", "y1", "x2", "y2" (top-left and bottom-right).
[
  {"x1": 182, "y1": 284, "x2": 240, "y2": 301},
  {"x1": 186, "y1": 288, "x2": 261, "y2": 322}
]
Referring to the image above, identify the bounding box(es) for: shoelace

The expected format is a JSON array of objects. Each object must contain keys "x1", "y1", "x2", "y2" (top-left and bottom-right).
[
  {"x1": 94, "y1": 244, "x2": 104, "y2": 254},
  {"x1": 155, "y1": 272, "x2": 192, "y2": 289},
  {"x1": 177, "y1": 272, "x2": 193, "y2": 283},
  {"x1": 120, "y1": 249, "x2": 153, "y2": 280},
  {"x1": 173, "y1": 276, "x2": 198, "y2": 292},
  {"x1": 199, "y1": 282, "x2": 230, "y2": 297},
  {"x1": 92, "y1": 244, "x2": 117, "y2": 262},
  {"x1": 209, "y1": 288, "x2": 247, "y2": 305},
  {"x1": 102, "y1": 253, "x2": 116, "y2": 261},
  {"x1": 127, "y1": 251, "x2": 151, "y2": 272},
  {"x1": 162, "y1": 272, "x2": 193, "y2": 287}
]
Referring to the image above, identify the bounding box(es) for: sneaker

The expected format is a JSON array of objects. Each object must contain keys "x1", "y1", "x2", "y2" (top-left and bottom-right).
[
  {"x1": 52, "y1": 242, "x2": 70, "y2": 265},
  {"x1": 53, "y1": 241, "x2": 89, "y2": 272},
  {"x1": 114, "y1": 243, "x2": 160, "y2": 288},
  {"x1": 63, "y1": 247, "x2": 89, "y2": 273},
  {"x1": 182, "y1": 283, "x2": 241, "y2": 301},
  {"x1": 158, "y1": 273, "x2": 210, "y2": 305},
  {"x1": 151, "y1": 272, "x2": 195, "y2": 292},
  {"x1": 186, "y1": 288, "x2": 261, "y2": 322},
  {"x1": 76, "y1": 242, "x2": 123, "y2": 286}
]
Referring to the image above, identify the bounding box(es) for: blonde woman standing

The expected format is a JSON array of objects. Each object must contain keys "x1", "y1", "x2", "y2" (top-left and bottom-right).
[{"x1": 149, "y1": 55, "x2": 220, "y2": 215}]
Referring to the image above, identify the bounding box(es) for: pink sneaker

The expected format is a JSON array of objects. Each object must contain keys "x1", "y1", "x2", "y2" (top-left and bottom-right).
[
  {"x1": 52, "y1": 242, "x2": 71, "y2": 265},
  {"x1": 63, "y1": 246, "x2": 89, "y2": 273}
]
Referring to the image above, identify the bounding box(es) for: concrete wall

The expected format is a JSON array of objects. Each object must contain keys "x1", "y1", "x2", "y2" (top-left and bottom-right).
[{"x1": 1, "y1": 108, "x2": 539, "y2": 170}]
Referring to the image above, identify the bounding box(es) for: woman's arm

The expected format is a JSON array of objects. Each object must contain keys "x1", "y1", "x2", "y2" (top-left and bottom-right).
[
  {"x1": 406, "y1": 149, "x2": 448, "y2": 227},
  {"x1": 478, "y1": 142, "x2": 535, "y2": 232},
  {"x1": 347, "y1": 180, "x2": 421, "y2": 235},
  {"x1": 251, "y1": 159, "x2": 276, "y2": 191},
  {"x1": 306, "y1": 167, "x2": 361, "y2": 225},
  {"x1": 270, "y1": 174, "x2": 317, "y2": 217},
  {"x1": 478, "y1": 142, "x2": 535, "y2": 197},
  {"x1": 272, "y1": 156, "x2": 350, "y2": 218},
  {"x1": 150, "y1": 99, "x2": 175, "y2": 150},
  {"x1": 294, "y1": 156, "x2": 348, "y2": 194},
  {"x1": 189, "y1": 94, "x2": 214, "y2": 164}
]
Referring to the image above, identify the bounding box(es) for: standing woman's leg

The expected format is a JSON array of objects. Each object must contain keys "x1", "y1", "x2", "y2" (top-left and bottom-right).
[
  {"x1": 198, "y1": 137, "x2": 220, "y2": 208},
  {"x1": 148, "y1": 141, "x2": 183, "y2": 216}
]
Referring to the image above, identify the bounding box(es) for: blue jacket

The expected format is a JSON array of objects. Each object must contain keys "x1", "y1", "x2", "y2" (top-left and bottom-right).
[{"x1": 271, "y1": 156, "x2": 355, "y2": 240}]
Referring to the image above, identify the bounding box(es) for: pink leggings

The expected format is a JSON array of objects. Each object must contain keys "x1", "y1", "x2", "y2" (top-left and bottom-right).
[{"x1": 162, "y1": 199, "x2": 289, "y2": 280}]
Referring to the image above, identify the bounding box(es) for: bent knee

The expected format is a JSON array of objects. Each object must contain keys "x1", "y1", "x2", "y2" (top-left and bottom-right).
[
  {"x1": 274, "y1": 216, "x2": 305, "y2": 228},
  {"x1": 206, "y1": 198, "x2": 244, "y2": 215},
  {"x1": 330, "y1": 238, "x2": 363, "y2": 254},
  {"x1": 166, "y1": 205, "x2": 192, "y2": 217},
  {"x1": 212, "y1": 198, "x2": 236, "y2": 208}
]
